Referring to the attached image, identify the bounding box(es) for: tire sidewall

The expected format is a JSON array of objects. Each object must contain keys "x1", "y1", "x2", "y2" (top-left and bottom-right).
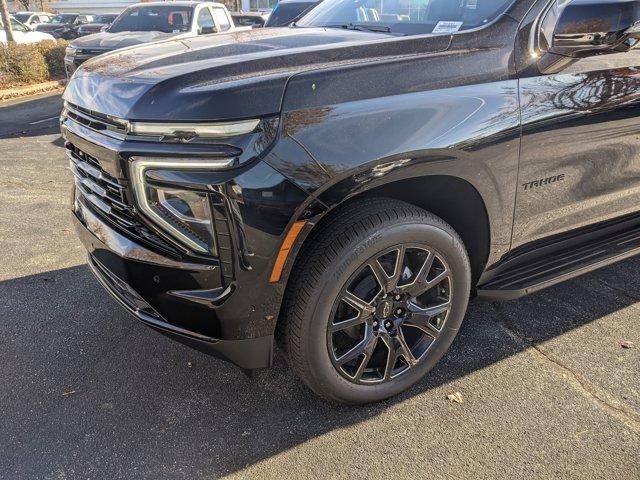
[{"x1": 303, "y1": 220, "x2": 471, "y2": 404}]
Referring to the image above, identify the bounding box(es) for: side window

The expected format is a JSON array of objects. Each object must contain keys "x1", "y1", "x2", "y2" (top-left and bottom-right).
[
  {"x1": 12, "y1": 21, "x2": 27, "y2": 32},
  {"x1": 212, "y1": 8, "x2": 231, "y2": 32},
  {"x1": 196, "y1": 7, "x2": 216, "y2": 34}
]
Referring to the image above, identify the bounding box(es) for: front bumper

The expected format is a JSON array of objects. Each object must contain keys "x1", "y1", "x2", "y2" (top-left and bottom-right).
[
  {"x1": 65, "y1": 55, "x2": 91, "y2": 78},
  {"x1": 73, "y1": 197, "x2": 274, "y2": 369},
  {"x1": 61, "y1": 101, "x2": 322, "y2": 371}
]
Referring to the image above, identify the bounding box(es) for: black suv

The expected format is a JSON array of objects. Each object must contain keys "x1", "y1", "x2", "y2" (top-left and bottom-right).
[{"x1": 61, "y1": 0, "x2": 640, "y2": 404}]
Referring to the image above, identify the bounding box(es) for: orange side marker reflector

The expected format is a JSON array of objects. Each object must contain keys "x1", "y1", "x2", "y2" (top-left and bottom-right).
[{"x1": 269, "y1": 220, "x2": 307, "y2": 283}]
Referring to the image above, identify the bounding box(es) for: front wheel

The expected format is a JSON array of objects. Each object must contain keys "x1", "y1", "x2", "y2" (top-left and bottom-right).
[{"x1": 282, "y1": 198, "x2": 471, "y2": 404}]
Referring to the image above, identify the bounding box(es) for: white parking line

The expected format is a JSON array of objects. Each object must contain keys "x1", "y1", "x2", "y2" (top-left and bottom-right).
[{"x1": 29, "y1": 115, "x2": 59, "y2": 125}]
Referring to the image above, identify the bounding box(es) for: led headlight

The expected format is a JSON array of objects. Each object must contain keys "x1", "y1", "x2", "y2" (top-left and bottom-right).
[
  {"x1": 129, "y1": 119, "x2": 261, "y2": 139},
  {"x1": 130, "y1": 157, "x2": 235, "y2": 255},
  {"x1": 65, "y1": 45, "x2": 78, "y2": 57}
]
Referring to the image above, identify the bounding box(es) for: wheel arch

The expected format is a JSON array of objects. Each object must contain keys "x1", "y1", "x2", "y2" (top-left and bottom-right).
[{"x1": 275, "y1": 174, "x2": 492, "y2": 339}]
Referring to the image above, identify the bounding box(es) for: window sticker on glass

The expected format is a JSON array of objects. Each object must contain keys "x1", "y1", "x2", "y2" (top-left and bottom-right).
[{"x1": 432, "y1": 21, "x2": 464, "y2": 34}]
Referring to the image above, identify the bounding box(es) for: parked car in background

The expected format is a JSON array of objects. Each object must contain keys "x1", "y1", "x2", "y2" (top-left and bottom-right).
[
  {"x1": 64, "y1": 1, "x2": 248, "y2": 76},
  {"x1": 76, "y1": 14, "x2": 120, "y2": 37},
  {"x1": 35, "y1": 13, "x2": 94, "y2": 40},
  {"x1": 263, "y1": 0, "x2": 320, "y2": 27},
  {"x1": 1, "y1": 17, "x2": 55, "y2": 44},
  {"x1": 10, "y1": 11, "x2": 54, "y2": 28},
  {"x1": 63, "y1": 0, "x2": 640, "y2": 405},
  {"x1": 231, "y1": 11, "x2": 269, "y2": 28}
]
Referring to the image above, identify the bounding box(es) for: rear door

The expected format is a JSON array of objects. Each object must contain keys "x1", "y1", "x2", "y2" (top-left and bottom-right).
[{"x1": 512, "y1": 0, "x2": 640, "y2": 248}]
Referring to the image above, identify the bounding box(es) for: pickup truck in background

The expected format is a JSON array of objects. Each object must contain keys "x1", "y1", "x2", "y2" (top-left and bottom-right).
[
  {"x1": 62, "y1": 0, "x2": 640, "y2": 404},
  {"x1": 1, "y1": 17, "x2": 55, "y2": 44},
  {"x1": 64, "y1": 1, "x2": 247, "y2": 76}
]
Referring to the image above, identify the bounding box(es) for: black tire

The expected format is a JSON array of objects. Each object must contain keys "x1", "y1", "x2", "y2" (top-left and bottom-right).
[{"x1": 282, "y1": 198, "x2": 471, "y2": 404}]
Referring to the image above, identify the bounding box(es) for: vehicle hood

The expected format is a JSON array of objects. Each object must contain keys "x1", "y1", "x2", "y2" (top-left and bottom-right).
[
  {"x1": 64, "y1": 27, "x2": 451, "y2": 121},
  {"x1": 70, "y1": 30, "x2": 185, "y2": 49},
  {"x1": 37, "y1": 23, "x2": 72, "y2": 32}
]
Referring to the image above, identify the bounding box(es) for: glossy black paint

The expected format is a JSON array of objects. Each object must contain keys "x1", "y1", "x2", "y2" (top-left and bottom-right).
[
  {"x1": 512, "y1": 0, "x2": 640, "y2": 249},
  {"x1": 63, "y1": 0, "x2": 640, "y2": 370}
]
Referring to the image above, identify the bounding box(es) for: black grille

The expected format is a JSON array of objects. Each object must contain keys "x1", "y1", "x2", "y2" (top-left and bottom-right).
[
  {"x1": 64, "y1": 102, "x2": 128, "y2": 139},
  {"x1": 78, "y1": 48, "x2": 110, "y2": 56},
  {"x1": 68, "y1": 145, "x2": 179, "y2": 256}
]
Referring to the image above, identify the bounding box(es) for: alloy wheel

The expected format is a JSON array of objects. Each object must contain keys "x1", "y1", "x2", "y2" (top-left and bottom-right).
[{"x1": 327, "y1": 245, "x2": 452, "y2": 384}]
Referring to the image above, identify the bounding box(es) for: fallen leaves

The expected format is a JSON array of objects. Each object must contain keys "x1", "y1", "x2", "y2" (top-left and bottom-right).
[{"x1": 446, "y1": 392, "x2": 464, "y2": 404}]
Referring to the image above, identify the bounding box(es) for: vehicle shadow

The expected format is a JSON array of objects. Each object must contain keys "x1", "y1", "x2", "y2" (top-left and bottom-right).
[
  {"x1": 1, "y1": 256, "x2": 638, "y2": 477},
  {"x1": 0, "y1": 93, "x2": 63, "y2": 139}
]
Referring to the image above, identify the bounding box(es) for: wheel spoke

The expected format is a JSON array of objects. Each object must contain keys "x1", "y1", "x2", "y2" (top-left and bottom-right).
[
  {"x1": 397, "y1": 251, "x2": 435, "y2": 297},
  {"x1": 381, "y1": 334, "x2": 397, "y2": 380},
  {"x1": 329, "y1": 315, "x2": 368, "y2": 332},
  {"x1": 380, "y1": 330, "x2": 417, "y2": 380},
  {"x1": 405, "y1": 300, "x2": 451, "y2": 337},
  {"x1": 353, "y1": 333, "x2": 379, "y2": 381},
  {"x1": 369, "y1": 246, "x2": 405, "y2": 294},
  {"x1": 335, "y1": 325, "x2": 373, "y2": 365},
  {"x1": 396, "y1": 329, "x2": 417, "y2": 367},
  {"x1": 342, "y1": 291, "x2": 375, "y2": 314},
  {"x1": 424, "y1": 269, "x2": 450, "y2": 292}
]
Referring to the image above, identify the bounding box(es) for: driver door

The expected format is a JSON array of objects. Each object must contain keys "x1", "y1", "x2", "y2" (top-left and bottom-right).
[
  {"x1": 196, "y1": 6, "x2": 216, "y2": 35},
  {"x1": 512, "y1": 0, "x2": 640, "y2": 249}
]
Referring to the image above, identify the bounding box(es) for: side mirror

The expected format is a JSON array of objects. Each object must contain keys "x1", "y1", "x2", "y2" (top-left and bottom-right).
[
  {"x1": 199, "y1": 25, "x2": 216, "y2": 35},
  {"x1": 548, "y1": 0, "x2": 640, "y2": 58}
]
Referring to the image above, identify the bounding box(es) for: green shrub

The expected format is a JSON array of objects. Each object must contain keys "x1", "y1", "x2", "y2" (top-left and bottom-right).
[
  {"x1": 0, "y1": 43, "x2": 48, "y2": 86},
  {"x1": 0, "y1": 40, "x2": 68, "y2": 88},
  {"x1": 37, "y1": 40, "x2": 69, "y2": 78}
]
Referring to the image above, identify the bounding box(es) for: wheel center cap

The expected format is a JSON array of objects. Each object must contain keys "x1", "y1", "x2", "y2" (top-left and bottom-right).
[{"x1": 376, "y1": 300, "x2": 393, "y2": 319}]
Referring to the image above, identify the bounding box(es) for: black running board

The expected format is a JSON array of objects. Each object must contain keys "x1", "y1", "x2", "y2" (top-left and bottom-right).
[{"x1": 477, "y1": 222, "x2": 640, "y2": 301}]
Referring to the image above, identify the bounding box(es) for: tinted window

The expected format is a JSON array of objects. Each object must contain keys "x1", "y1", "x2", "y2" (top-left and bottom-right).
[
  {"x1": 10, "y1": 19, "x2": 28, "y2": 32},
  {"x1": 94, "y1": 15, "x2": 118, "y2": 24},
  {"x1": 265, "y1": 1, "x2": 319, "y2": 27},
  {"x1": 297, "y1": 0, "x2": 514, "y2": 35},
  {"x1": 197, "y1": 7, "x2": 216, "y2": 33},
  {"x1": 13, "y1": 14, "x2": 31, "y2": 24},
  {"x1": 50, "y1": 14, "x2": 78, "y2": 24},
  {"x1": 109, "y1": 6, "x2": 193, "y2": 33},
  {"x1": 232, "y1": 15, "x2": 265, "y2": 27},
  {"x1": 212, "y1": 7, "x2": 231, "y2": 32}
]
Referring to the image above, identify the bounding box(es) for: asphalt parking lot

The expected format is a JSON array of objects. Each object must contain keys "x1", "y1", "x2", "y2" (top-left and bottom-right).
[{"x1": 0, "y1": 92, "x2": 638, "y2": 480}]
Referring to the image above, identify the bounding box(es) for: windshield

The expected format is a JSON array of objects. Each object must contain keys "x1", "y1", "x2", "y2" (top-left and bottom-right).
[
  {"x1": 6, "y1": 18, "x2": 27, "y2": 30},
  {"x1": 50, "y1": 14, "x2": 77, "y2": 24},
  {"x1": 297, "y1": 0, "x2": 514, "y2": 35},
  {"x1": 95, "y1": 15, "x2": 118, "y2": 24},
  {"x1": 13, "y1": 14, "x2": 31, "y2": 23},
  {"x1": 265, "y1": 1, "x2": 319, "y2": 27},
  {"x1": 108, "y1": 6, "x2": 193, "y2": 33}
]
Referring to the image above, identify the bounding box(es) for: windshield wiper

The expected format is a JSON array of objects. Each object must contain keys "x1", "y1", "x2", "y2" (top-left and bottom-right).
[{"x1": 322, "y1": 23, "x2": 392, "y2": 33}]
